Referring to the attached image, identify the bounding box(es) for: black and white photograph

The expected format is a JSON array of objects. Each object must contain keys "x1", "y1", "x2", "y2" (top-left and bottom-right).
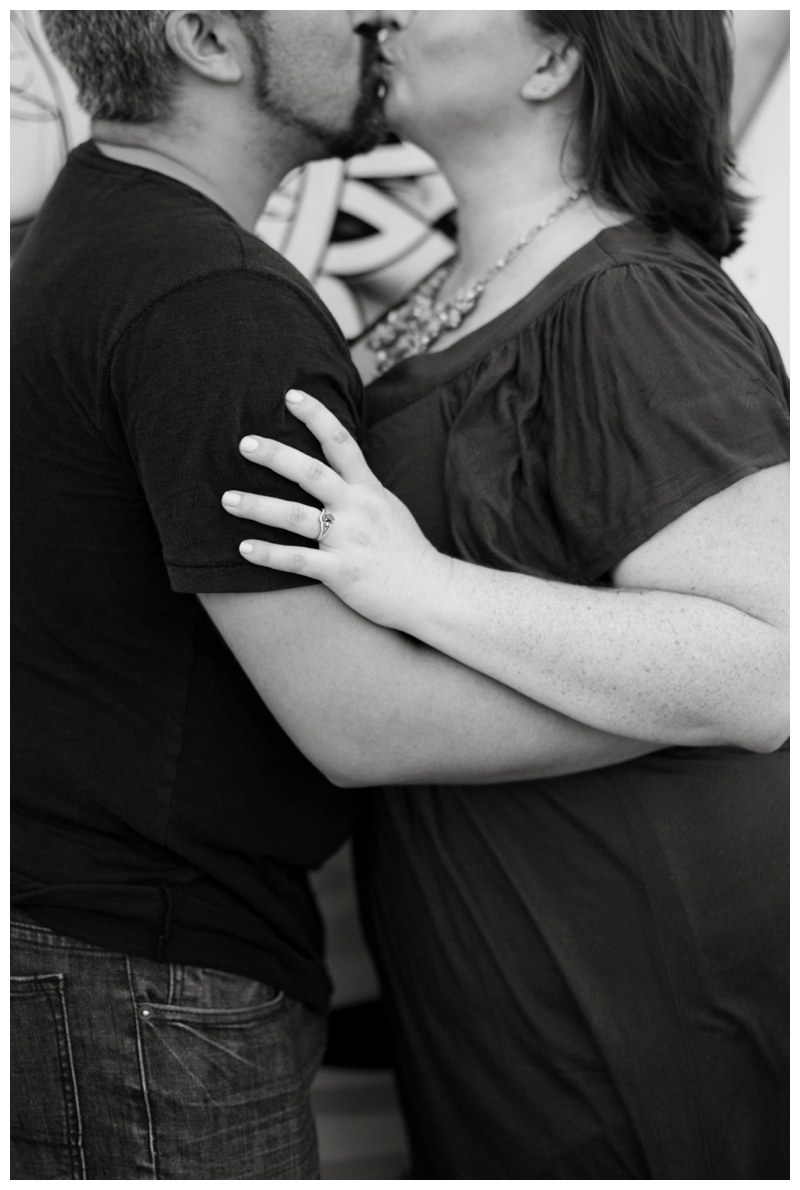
[{"x1": 10, "y1": 9, "x2": 789, "y2": 1180}]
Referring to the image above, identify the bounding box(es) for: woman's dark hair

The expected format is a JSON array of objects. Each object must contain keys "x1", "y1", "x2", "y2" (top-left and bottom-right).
[{"x1": 530, "y1": 11, "x2": 748, "y2": 258}]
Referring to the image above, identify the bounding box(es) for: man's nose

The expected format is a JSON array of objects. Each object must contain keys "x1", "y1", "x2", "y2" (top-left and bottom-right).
[
  {"x1": 350, "y1": 10, "x2": 414, "y2": 36},
  {"x1": 350, "y1": 11, "x2": 380, "y2": 36}
]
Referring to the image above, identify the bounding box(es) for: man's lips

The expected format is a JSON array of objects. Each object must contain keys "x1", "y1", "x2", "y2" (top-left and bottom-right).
[{"x1": 362, "y1": 41, "x2": 389, "y2": 82}]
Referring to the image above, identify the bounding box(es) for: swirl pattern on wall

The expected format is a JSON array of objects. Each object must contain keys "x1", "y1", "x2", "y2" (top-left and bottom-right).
[{"x1": 256, "y1": 145, "x2": 457, "y2": 342}]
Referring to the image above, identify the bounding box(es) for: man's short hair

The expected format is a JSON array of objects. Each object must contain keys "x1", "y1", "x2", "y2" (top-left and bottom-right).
[
  {"x1": 40, "y1": 11, "x2": 176, "y2": 123},
  {"x1": 39, "y1": 11, "x2": 268, "y2": 124}
]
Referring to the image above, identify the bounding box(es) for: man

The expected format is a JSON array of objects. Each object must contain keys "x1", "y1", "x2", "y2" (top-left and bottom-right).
[{"x1": 11, "y1": 10, "x2": 649, "y2": 1178}]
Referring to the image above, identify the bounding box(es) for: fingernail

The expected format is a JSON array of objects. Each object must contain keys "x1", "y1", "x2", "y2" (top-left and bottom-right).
[
  {"x1": 285, "y1": 389, "x2": 305, "y2": 404},
  {"x1": 239, "y1": 542, "x2": 254, "y2": 555},
  {"x1": 240, "y1": 437, "x2": 259, "y2": 453},
  {"x1": 222, "y1": 491, "x2": 241, "y2": 507}
]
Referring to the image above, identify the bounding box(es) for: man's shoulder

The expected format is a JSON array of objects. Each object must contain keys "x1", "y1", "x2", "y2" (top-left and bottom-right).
[
  {"x1": 105, "y1": 170, "x2": 330, "y2": 326},
  {"x1": 143, "y1": 219, "x2": 336, "y2": 334},
  {"x1": 15, "y1": 144, "x2": 347, "y2": 357},
  {"x1": 213, "y1": 232, "x2": 343, "y2": 339}
]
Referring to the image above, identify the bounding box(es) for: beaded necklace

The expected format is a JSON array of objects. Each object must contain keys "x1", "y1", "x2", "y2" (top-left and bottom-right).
[{"x1": 368, "y1": 187, "x2": 588, "y2": 376}]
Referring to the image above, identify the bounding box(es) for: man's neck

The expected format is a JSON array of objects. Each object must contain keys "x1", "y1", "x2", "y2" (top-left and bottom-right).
[{"x1": 91, "y1": 119, "x2": 303, "y2": 232}]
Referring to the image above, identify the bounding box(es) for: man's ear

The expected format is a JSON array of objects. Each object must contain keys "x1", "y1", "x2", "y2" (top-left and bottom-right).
[
  {"x1": 164, "y1": 11, "x2": 245, "y2": 85},
  {"x1": 520, "y1": 41, "x2": 581, "y2": 103}
]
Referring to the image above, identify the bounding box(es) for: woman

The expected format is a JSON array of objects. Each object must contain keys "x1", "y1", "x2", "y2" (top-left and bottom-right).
[{"x1": 223, "y1": 13, "x2": 788, "y2": 1178}]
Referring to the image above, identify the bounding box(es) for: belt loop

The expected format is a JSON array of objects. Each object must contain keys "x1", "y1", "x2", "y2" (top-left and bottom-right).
[{"x1": 156, "y1": 884, "x2": 172, "y2": 962}]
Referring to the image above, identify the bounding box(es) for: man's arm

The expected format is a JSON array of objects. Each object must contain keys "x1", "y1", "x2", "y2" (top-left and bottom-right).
[
  {"x1": 114, "y1": 269, "x2": 641, "y2": 788},
  {"x1": 200, "y1": 586, "x2": 656, "y2": 788}
]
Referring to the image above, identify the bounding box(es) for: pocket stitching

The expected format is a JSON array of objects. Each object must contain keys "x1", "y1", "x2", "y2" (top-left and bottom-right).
[
  {"x1": 11, "y1": 973, "x2": 86, "y2": 1179},
  {"x1": 54, "y1": 975, "x2": 87, "y2": 1180},
  {"x1": 136, "y1": 987, "x2": 286, "y2": 1027}
]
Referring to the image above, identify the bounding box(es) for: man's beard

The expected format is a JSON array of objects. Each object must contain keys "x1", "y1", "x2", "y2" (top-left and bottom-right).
[
  {"x1": 325, "y1": 44, "x2": 388, "y2": 159},
  {"x1": 247, "y1": 29, "x2": 388, "y2": 160}
]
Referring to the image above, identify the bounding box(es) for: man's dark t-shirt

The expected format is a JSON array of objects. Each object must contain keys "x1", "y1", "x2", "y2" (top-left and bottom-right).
[{"x1": 11, "y1": 142, "x2": 361, "y2": 1010}]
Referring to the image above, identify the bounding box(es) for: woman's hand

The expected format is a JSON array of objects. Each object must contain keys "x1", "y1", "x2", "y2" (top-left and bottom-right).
[{"x1": 222, "y1": 389, "x2": 452, "y2": 630}]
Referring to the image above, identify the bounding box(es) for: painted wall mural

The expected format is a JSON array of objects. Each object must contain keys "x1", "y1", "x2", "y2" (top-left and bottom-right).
[
  {"x1": 10, "y1": 10, "x2": 82, "y2": 227},
  {"x1": 256, "y1": 144, "x2": 457, "y2": 342}
]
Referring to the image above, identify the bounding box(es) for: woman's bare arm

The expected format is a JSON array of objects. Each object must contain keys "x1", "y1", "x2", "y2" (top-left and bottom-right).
[{"x1": 224, "y1": 391, "x2": 788, "y2": 752}]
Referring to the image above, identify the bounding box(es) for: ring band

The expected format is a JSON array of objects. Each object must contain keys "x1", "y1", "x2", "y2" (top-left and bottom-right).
[{"x1": 317, "y1": 508, "x2": 335, "y2": 542}]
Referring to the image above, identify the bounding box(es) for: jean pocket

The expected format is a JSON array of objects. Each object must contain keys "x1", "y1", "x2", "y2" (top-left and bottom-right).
[
  {"x1": 137, "y1": 986, "x2": 323, "y2": 1178},
  {"x1": 10, "y1": 974, "x2": 86, "y2": 1179},
  {"x1": 140, "y1": 964, "x2": 286, "y2": 1025}
]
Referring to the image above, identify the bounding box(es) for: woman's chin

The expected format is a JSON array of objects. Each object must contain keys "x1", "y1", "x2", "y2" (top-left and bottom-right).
[
  {"x1": 381, "y1": 91, "x2": 446, "y2": 157},
  {"x1": 381, "y1": 98, "x2": 419, "y2": 146}
]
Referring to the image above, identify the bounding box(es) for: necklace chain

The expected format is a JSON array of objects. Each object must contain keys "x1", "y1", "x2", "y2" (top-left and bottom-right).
[{"x1": 368, "y1": 187, "x2": 588, "y2": 376}]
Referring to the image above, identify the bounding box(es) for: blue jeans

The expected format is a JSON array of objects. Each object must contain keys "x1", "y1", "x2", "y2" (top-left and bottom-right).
[{"x1": 10, "y1": 916, "x2": 327, "y2": 1179}]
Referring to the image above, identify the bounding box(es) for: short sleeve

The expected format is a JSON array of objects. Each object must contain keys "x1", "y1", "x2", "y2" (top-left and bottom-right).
[
  {"x1": 447, "y1": 260, "x2": 788, "y2": 584},
  {"x1": 542, "y1": 263, "x2": 789, "y2": 579},
  {"x1": 107, "y1": 270, "x2": 361, "y2": 593}
]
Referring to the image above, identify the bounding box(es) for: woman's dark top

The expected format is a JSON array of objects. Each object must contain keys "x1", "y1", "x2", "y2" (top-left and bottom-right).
[{"x1": 358, "y1": 221, "x2": 789, "y2": 1178}]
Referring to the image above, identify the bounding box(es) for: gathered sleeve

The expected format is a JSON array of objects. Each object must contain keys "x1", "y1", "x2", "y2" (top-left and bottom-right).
[{"x1": 446, "y1": 260, "x2": 789, "y2": 583}]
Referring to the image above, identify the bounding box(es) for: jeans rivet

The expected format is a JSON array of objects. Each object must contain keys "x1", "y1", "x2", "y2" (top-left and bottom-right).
[{"x1": 141, "y1": 1008, "x2": 151, "y2": 1017}]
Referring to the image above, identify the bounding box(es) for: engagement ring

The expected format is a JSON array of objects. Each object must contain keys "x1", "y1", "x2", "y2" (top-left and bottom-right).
[{"x1": 317, "y1": 508, "x2": 335, "y2": 542}]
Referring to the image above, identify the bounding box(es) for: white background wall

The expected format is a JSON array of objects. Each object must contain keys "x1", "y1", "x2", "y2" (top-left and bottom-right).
[{"x1": 725, "y1": 51, "x2": 790, "y2": 367}]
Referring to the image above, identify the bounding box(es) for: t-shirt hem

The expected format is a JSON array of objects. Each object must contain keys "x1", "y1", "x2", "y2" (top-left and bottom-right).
[
  {"x1": 167, "y1": 563, "x2": 317, "y2": 595},
  {"x1": 572, "y1": 450, "x2": 788, "y2": 584},
  {"x1": 11, "y1": 902, "x2": 331, "y2": 1011}
]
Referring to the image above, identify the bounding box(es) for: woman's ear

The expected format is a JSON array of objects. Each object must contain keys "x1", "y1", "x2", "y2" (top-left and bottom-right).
[
  {"x1": 520, "y1": 41, "x2": 581, "y2": 102},
  {"x1": 164, "y1": 10, "x2": 245, "y2": 85}
]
